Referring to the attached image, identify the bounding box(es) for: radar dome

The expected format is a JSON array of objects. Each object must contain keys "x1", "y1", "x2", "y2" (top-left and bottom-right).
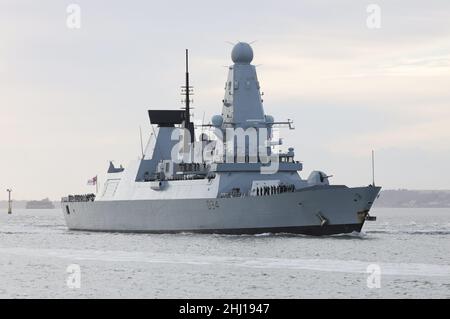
[
  {"x1": 211, "y1": 115, "x2": 223, "y2": 127},
  {"x1": 231, "y1": 42, "x2": 253, "y2": 64}
]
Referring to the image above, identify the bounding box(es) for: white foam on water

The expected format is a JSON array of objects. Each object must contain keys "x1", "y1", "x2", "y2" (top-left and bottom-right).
[
  {"x1": 332, "y1": 231, "x2": 367, "y2": 239},
  {"x1": 253, "y1": 232, "x2": 273, "y2": 237},
  {"x1": 1, "y1": 246, "x2": 449, "y2": 277},
  {"x1": 367, "y1": 229, "x2": 450, "y2": 235}
]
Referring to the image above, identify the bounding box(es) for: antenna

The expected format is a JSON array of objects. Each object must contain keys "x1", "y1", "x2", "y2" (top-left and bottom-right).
[
  {"x1": 181, "y1": 49, "x2": 194, "y2": 143},
  {"x1": 372, "y1": 150, "x2": 375, "y2": 186},
  {"x1": 201, "y1": 111, "x2": 205, "y2": 135},
  {"x1": 184, "y1": 49, "x2": 190, "y2": 126},
  {"x1": 139, "y1": 126, "x2": 144, "y2": 159}
]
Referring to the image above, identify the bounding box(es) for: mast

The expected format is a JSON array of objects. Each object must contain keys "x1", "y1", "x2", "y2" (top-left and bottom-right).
[
  {"x1": 185, "y1": 49, "x2": 190, "y2": 127},
  {"x1": 181, "y1": 49, "x2": 194, "y2": 143},
  {"x1": 181, "y1": 49, "x2": 194, "y2": 147}
]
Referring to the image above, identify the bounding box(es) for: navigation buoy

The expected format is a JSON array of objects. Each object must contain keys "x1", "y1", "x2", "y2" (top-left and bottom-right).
[{"x1": 6, "y1": 188, "x2": 12, "y2": 214}]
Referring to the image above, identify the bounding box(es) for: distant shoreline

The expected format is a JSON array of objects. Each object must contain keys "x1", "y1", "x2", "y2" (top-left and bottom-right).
[
  {"x1": 1, "y1": 190, "x2": 450, "y2": 209},
  {"x1": 373, "y1": 190, "x2": 450, "y2": 208},
  {"x1": 0, "y1": 200, "x2": 59, "y2": 209}
]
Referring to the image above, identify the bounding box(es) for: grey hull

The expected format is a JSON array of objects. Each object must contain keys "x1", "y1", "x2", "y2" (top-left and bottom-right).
[{"x1": 62, "y1": 185, "x2": 380, "y2": 236}]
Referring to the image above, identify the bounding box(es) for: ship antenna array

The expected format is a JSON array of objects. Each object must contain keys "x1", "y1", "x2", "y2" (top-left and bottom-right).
[
  {"x1": 181, "y1": 49, "x2": 194, "y2": 128},
  {"x1": 181, "y1": 49, "x2": 194, "y2": 143}
]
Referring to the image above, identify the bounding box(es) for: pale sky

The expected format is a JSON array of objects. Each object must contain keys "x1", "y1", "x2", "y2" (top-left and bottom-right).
[{"x1": 1, "y1": 0, "x2": 450, "y2": 199}]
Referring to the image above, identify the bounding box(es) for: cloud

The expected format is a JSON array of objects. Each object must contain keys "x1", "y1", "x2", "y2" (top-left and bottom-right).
[
  {"x1": 1, "y1": 0, "x2": 450, "y2": 197},
  {"x1": 329, "y1": 117, "x2": 450, "y2": 156},
  {"x1": 378, "y1": 54, "x2": 450, "y2": 77}
]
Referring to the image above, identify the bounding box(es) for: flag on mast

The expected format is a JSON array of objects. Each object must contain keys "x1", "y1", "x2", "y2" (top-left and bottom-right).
[
  {"x1": 87, "y1": 176, "x2": 97, "y2": 186},
  {"x1": 87, "y1": 175, "x2": 98, "y2": 193}
]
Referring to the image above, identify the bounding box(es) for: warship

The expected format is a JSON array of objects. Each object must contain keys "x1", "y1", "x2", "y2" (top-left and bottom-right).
[
  {"x1": 26, "y1": 198, "x2": 56, "y2": 209},
  {"x1": 62, "y1": 42, "x2": 380, "y2": 235}
]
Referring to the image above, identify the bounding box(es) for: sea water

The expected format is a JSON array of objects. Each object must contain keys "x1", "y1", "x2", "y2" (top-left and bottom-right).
[{"x1": 0, "y1": 207, "x2": 449, "y2": 298}]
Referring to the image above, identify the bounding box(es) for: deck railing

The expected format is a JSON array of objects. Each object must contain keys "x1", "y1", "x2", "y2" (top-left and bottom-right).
[{"x1": 61, "y1": 194, "x2": 96, "y2": 203}]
